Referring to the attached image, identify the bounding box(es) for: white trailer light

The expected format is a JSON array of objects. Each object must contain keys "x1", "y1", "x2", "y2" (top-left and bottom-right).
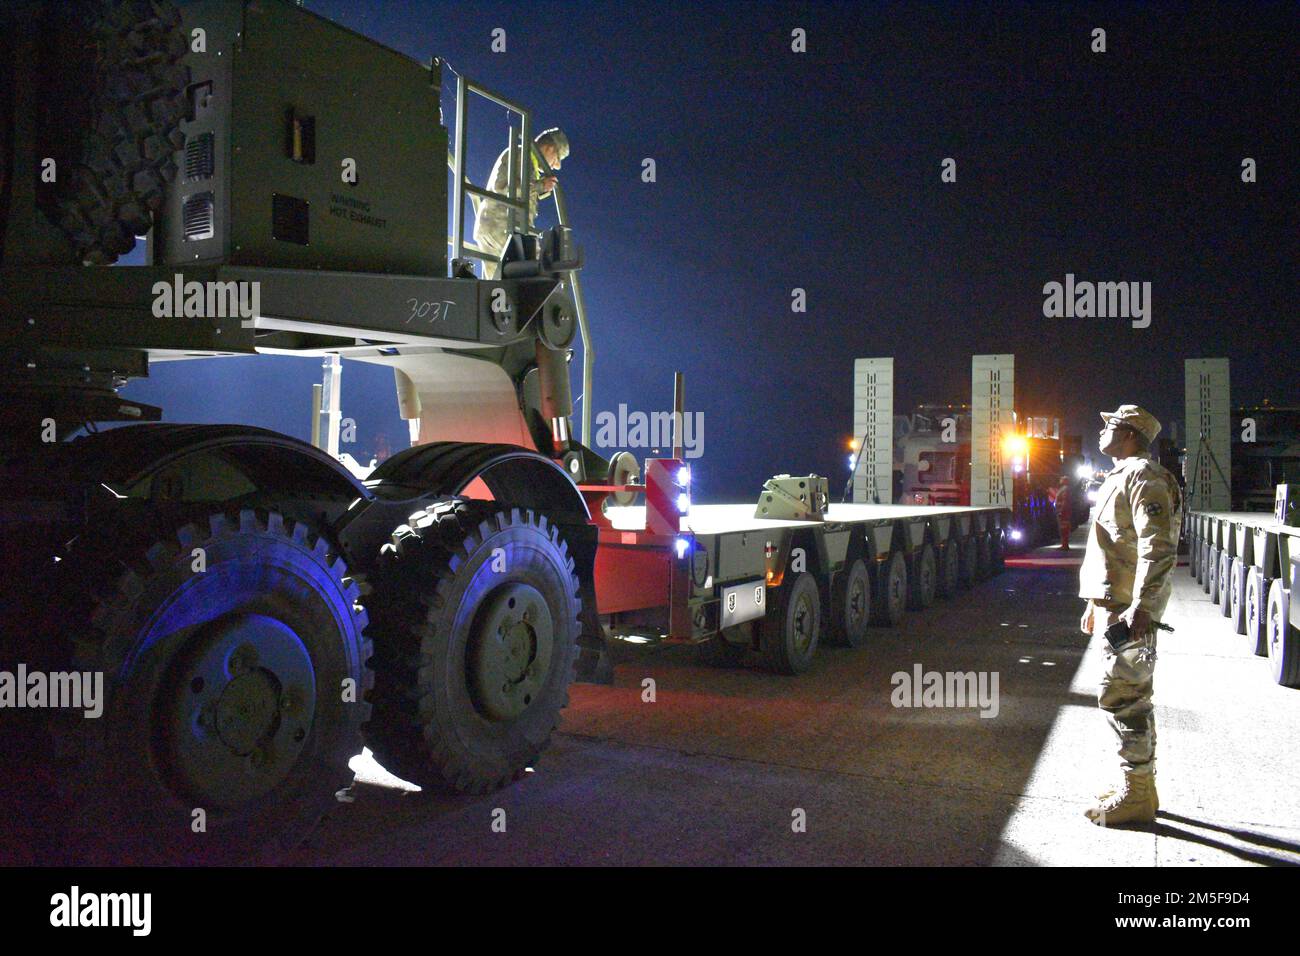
[
  {"x1": 675, "y1": 536, "x2": 690, "y2": 559},
  {"x1": 848, "y1": 454, "x2": 857, "y2": 470},
  {"x1": 1075, "y1": 464, "x2": 1092, "y2": 479},
  {"x1": 1010, "y1": 529, "x2": 1023, "y2": 541},
  {"x1": 677, "y1": 493, "x2": 690, "y2": 514},
  {"x1": 677, "y1": 466, "x2": 691, "y2": 487}
]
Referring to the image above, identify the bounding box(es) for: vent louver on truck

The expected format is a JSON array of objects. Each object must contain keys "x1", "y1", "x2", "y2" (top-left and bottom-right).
[
  {"x1": 184, "y1": 132, "x2": 214, "y2": 181},
  {"x1": 182, "y1": 191, "x2": 215, "y2": 241}
]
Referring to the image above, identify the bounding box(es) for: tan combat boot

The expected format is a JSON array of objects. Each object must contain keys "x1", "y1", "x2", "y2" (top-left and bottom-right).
[
  {"x1": 1096, "y1": 778, "x2": 1159, "y2": 812},
  {"x1": 1086, "y1": 773, "x2": 1158, "y2": 826}
]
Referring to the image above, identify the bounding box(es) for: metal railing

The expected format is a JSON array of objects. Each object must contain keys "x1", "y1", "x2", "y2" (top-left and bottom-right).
[{"x1": 446, "y1": 71, "x2": 594, "y2": 446}]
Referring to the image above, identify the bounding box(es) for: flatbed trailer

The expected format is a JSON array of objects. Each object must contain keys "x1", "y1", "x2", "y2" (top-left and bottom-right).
[
  {"x1": 1185, "y1": 490, "x2": 1300, "y2": 686},
  {"x1": 590, "y1": 484, "x2": 1011, "y2": 674}
]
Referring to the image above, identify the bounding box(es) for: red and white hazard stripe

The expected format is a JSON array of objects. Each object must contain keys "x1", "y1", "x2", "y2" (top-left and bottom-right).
[{"x1": 644, "y1": 458, "x2": 685, "y2": 535}]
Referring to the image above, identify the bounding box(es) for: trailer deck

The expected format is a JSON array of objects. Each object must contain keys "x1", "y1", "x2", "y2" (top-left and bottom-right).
[{"x1": 605, "y1": 502, "x2": 1005, "y2": 534}]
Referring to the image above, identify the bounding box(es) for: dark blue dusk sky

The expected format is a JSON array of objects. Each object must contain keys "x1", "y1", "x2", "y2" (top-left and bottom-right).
[{"x1": 124, "y1": 0, "x2": 1299, "y2": 501}]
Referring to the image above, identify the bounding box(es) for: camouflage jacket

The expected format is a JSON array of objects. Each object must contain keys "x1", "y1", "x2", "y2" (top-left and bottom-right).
[
  {"x1": 1078, "y1": 456, "x2": 1182, "y2": 617},
  {"x1": 472, "y1": 148, "x2": 553, "y2": 251}
]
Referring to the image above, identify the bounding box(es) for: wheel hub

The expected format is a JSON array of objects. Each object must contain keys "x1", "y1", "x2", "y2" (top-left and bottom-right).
[
  {"x1": 469, "y1": 583, "x2": 554, "y2": 721},
  {"x1": 848, "y1": 579, "x2": 866, "y2": 626},
  {"x1": 162, "y1": 612, "x2": 317, "y2": 808},
  {"x1": 792, "y1": 592, "x2": 815, "y2": 655}
]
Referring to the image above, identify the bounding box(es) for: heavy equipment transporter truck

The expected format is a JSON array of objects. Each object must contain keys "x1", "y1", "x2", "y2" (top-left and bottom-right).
[
  {"x1": 1185, "y1": 485, "x2": 1300, "y2": 687},
  {"x1": 0, "y1": 0, "x2": 1008, "y2": 863}
]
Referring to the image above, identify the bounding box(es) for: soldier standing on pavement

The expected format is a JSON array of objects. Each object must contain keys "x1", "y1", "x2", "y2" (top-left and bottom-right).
[{"x1": 1078, "y1": 404, "x2": 1182, "y2": 826}]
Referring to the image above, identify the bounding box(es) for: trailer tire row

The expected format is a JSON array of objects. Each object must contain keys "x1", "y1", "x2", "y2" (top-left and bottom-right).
[
  {"x1": 721, "y1": 528, "x2": 1003, "y2": 675},
  {"x1": 1187, "y1": 514, "x2": 1300, "y2": 688}
]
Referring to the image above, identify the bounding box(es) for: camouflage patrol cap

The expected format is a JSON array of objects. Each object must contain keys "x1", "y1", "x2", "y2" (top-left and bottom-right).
[{"x1": 1100, "y1": 404, "x2": 1161, "y2": 444}]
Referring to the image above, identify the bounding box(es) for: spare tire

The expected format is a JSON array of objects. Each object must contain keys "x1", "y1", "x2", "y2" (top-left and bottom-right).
[{"x1": 35, "y1": 0, "x2": 189, "y2": 263}]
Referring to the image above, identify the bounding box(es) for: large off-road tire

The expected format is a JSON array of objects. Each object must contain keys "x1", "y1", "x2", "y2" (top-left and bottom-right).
[
  {"x1": 35, "y1": 0, "x2": 189, "y2": 263},
  {"x1": 872, "y1": 552, "x2": 908, "y2": 626},
  {"x1": 759, "y1": 571, "x2": 821, "y2": 675},
  {"x1": 364, "y1": 500, "x2": 582, "y2": 794},
  {"x1": 827, "y1": 558, "x2": 871, "y2": 648},
  {"x1": 1245, "y1": 569, "x2": 1268, "y2": 657},
  {"x1": 907, "y1": 543, "x2": 937, "y2": 610},
  {"x1": 1206, "y1": 547, "x2": 1219, "y2": 598},
  {"x1": 17, "y1": 509, "x2": 372, "y2": 865},
  {"x1": 1266, "y1": 580, "x2": 1299, "y2": 687},
  {"x1": 935, "y1": 540, "x2": 959, "y2": 598}
]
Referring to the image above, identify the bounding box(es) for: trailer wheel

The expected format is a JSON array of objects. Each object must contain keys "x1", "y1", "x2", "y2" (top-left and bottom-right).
[
  {"x1": 40, "y1": 509, "x2": 371, "y2": 865},
  {"x1": 1197, "y1": 542, "x2": 1208, "y2": 586},
  {"x1": 1189, "y1": 536, "x2": 1199, "y2": 578},
  {"x1": 974, "y1": 534, "x2": 992, "y2": 580},
  {"x1": 907, "y1": 544, "x2": 937, "y2": 610},
  {"x1": 873, "y1": 552, "x2": 908, "y2": 626},
  {"x1": 828, "y1": 559, "x2": 871, "y2": 647},
  {"x1": 936, "y1": 541, "x2": 959, "y2": 598},
  {"x1": 697, "y1": 624, "x2": 750, "y2": 667},
  {"x1": 957, "y1": 536, "x2": 977, "y2": 590},
  {"x1": 364, "y1": 501, "x2": 581, "y2": 793},
  {"x1": 1227, "y1": 558, "x2": 1247, "y2": 634},
  {"x1": 1218, "y1": 553, "x2": 1233, "y2": 617},
  {"x1": 35, "y1": 0, "x2": 190, "y2": 263},
  {"x1": 1265, "y1": 580, "x2": 1299, "y2": 687},
  {"x1": 990, "y1": 531, "x2": 1005, "y2": 574},
  {"x1": 1205, "y1": 547, "x2": 1218, "y2": 598},
  {"x1": 760, "y1": 572, "x2": 821, "y2": 674},
  {"x1": 1245, "y1": 570, "x2": 1268, "y2": 656}
]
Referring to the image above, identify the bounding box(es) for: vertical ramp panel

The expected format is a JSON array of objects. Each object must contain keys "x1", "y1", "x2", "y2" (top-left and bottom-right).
[
  {"x1": 852, "y1": 358, "x2": 894, "y2": 504},
  {"x1": 1185, "y1": 358, "x2": 1231, "y2": 512},
  {"x1": 971, "y1": 354, "x2": 1014, "y2": 507}
]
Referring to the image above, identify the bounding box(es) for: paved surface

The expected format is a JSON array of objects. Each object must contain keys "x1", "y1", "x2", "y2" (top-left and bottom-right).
[{"x1": 290, "y1": 534, "x2": 1300, "y2": 866}]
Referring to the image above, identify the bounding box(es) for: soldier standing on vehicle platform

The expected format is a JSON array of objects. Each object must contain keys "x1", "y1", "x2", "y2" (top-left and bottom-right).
[{"x1": 474, "y1": 127, "x2": 569, "y2": 279}]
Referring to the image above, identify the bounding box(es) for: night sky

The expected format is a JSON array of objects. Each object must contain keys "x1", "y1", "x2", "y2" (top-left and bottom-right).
[{"x1": 123, "y1": 0, "x2": 1299, "y2": 502}]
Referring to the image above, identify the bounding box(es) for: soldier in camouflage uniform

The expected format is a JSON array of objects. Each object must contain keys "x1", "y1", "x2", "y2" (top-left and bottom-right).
[
  {"x1": 473, "y1": 127, "x2": 569, "y2": 279},
  {"x1": 1078, "y1": 404, "x2": 1182, "y2": 826}
]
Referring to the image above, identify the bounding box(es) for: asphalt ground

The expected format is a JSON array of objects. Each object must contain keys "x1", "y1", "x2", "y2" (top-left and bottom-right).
[{"x1": 290, "y1": 530, "x2": 1300, "y2": 866}]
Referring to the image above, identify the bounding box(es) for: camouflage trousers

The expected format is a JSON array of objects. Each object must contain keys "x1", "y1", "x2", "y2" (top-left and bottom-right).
[{"x1": 1092, "y1": 601, "x2": 1158, "y2": 777}]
